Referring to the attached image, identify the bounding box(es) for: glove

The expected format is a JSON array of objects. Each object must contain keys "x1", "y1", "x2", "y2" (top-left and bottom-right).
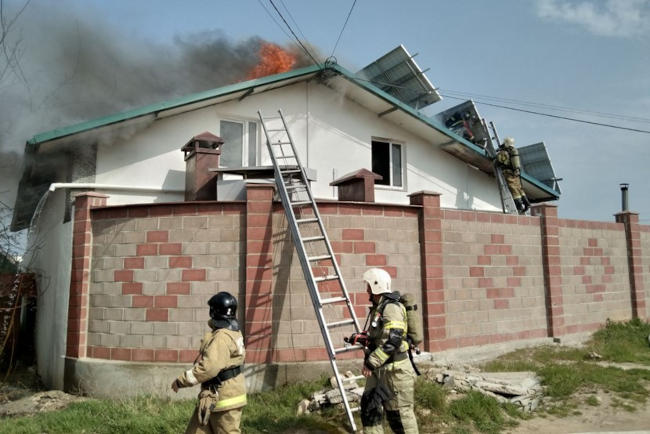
[{"x1": 197, "y1": 389, "x2": 218, "y2": 426}]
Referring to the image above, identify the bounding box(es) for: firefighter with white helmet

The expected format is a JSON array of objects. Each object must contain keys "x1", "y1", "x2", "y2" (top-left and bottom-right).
[
  {"x1": 496, "y1": 137, "x2": 530, "y2": 213},
  {"x1": 359, "y1": 268, "x2": 419, "y2": 434},
  {"x1": 172, "y1": 291, "x2": 247, "y2": 433}
]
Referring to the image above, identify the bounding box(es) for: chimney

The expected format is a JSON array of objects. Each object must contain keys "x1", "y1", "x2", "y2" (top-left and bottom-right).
[
  {"x1": 620, "y1": 183, "x2": 629, "y2": 212},
  {"x1": 181, "y1": 132, "x2": 224, "y2": 201},
  {"x1": 330, "y1": 168, "x2": 382, "y2": 202}
]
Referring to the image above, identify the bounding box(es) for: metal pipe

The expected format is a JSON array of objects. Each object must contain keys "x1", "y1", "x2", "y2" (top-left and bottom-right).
[
  {"x1": 48, "y1": 182, "x2": 184, "y2": 193},
  {"x1": 620, "y1": 183, "x2": 629, "y2": 212}
]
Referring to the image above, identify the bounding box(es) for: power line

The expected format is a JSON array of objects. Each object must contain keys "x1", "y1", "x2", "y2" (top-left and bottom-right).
[
  {"x1": 440, "y1": 88, "x2": 650, "y2": 125},
  {"x1": 267, "y1": 0, "x2": 320, "y2": 66},
  {"x1": 256, "y1": 0, "x2": 293, "y2": 40},
  {"x1": 330, "y1": 0, "x2": 358, "y2": 58},
  {"x1": 441, "y1": 94, "x2": 650, "y2": 134},
  {"x1": 278, "y1": 0, "x2": 309, "y2": 45}
]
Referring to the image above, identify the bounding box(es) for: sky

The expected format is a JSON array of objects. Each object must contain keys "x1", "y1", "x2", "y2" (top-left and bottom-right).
[{"x1": 1, "y1": 0, "x2": 649, "y2": 229}]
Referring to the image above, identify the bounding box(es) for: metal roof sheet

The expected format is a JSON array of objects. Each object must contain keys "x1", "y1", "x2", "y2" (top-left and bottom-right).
[{"x1": 357, "y1": 45, "x2": 441, "y2": 110}]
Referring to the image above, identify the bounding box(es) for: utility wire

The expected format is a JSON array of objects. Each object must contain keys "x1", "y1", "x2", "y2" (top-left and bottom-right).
[
  {"x1": 278, "y1": 0, "x2": 309, "y2": 46},
  {"x1": 330, "y1": 0, "x2": 358, "y2": 58},
  {"x1": 440, "y1": 88, "x2": 650, "y2": 124},
  {"x1": 267, "y1": 0, "x2": 320, "y2": 66},
  {"x1": 256, "y1": 0, "x2": 293, "y2": 40},
  {"x1": 441, "y1": 94, "x2": 650, "y2": 134}
]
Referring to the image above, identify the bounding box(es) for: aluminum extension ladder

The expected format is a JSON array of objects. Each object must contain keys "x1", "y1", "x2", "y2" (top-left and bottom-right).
[
  {"x1": 258, "y1": 109, "x2": 363, "y2": 432},
  {"x1": 481, "y1": 119, "x2": 518, "y2": 214}
]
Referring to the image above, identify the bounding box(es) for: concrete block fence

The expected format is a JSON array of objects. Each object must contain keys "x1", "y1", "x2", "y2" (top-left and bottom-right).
[{"x1": 66, "y1": 189, "x2": 649, "y2": 376}]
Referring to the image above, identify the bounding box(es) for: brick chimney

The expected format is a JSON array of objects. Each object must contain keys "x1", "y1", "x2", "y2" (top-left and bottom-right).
[
  {"x1": 330, "y1": 168, "x2": 382, "y2": 202},
  {"x1": 181, "y1": 132, "x2": 224, "y2": 201}
]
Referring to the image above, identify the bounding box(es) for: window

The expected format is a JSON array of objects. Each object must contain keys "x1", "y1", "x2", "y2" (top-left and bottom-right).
[
  {"x1": 371, "y1": 139, "x2": 403, "y2": 187},
  {"x1": 219, "y1": 120, "x2": 258, "y2": 167}
]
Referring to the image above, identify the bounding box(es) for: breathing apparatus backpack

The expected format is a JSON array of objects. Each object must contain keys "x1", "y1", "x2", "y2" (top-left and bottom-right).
[{"x1": 396, "y1": 293, "x2": 423, "y2": 348}]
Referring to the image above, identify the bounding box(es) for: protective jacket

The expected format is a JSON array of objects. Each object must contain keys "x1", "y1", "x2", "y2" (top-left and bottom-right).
[
  {"x1": 177, "y1": 320, "x2": 247, "y2": 412},
  {"x1": 364, "y1": 292, "x2": 410, "y2": 370},
  {"x1": 496, "y1": 144, "x2": 521, "y2": 172}
]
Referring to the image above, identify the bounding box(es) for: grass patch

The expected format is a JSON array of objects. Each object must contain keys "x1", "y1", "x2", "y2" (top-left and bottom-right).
[
  {"x1": 585, "y1": 395, "x2": 600, "y2": 406},
  {"x1": 448, "y1": 391, "x2": 520, "y2": 433},
  {"x1": 590, "y1": 318, "x2": 650, "y2": 364}
]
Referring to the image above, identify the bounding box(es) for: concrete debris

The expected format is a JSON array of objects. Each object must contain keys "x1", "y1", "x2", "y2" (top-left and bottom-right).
[
  {"x1": 296, "y1": 371, "x2": 364, "y2": 415},
  {"x1": 0, "y1": 390, "x2": 88, "y2": 417},
  {"x1": 432, "y1": 369, "x2": 542, "y2": 412},
  {"x1": 586, "y1": 351, "x2": 603, "y2": 360}
]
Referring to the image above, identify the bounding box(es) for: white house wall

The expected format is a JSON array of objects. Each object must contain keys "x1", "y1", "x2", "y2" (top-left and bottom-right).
[
  {"x1": 93, "y1": 80, "x2": 501, "y2": 210},
  {"x1": 23, "y1": 189, "x2": 72, "y2": 389}
]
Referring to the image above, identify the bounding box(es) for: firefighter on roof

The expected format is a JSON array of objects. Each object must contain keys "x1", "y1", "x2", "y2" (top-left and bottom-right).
[
  {"x1": 172, "y1": 291, "x2": 247, "y2": 434},
  {"x1": 496, "y1": 137, "x2": 530, "y2": 214},
  {"x1": 359, "y1": 268, "x2": 419, "y2": 434}
]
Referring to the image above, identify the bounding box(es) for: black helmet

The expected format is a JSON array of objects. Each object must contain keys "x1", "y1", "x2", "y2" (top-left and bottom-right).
[{"x1": 208, "y1": 292, "x2": 239, "y2": 330}]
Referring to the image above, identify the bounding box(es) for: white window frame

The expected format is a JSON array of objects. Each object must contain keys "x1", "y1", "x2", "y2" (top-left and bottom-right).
[
  {"x1": 218, "y1": 118, "x2": 259, "y2": 167},
  {"x1": 371, "y1": 138, "x2": 406, "y2": 190}
]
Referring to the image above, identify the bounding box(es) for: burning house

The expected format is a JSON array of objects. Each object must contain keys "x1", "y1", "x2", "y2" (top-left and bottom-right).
[{"x1": 12, "y1": 46, "x2": 645, "y2": 398}]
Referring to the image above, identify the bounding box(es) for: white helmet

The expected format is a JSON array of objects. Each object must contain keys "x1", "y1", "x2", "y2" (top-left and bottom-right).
[
  {"x1": 363, "y1": 268, "x2": 391, "y2": 295},
  {"x1": 503, "y1": 137, "x2": 515, "y2": 147}
]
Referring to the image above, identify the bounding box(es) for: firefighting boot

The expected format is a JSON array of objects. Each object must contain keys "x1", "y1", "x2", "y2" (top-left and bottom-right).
[
  {"x1": 514, "y1": 198, "x2": 525, "y2": 213},
  {"x1": 521, "y1": 196, "x2": 531, "y2": 213}
]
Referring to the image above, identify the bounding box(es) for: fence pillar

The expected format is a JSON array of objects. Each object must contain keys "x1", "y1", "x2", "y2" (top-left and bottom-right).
[
  {"x1": 409, "y1": 191, "x2": 445, "y2": 351},
  {"x1": 615, "y1": 211, "x2": 646, "y2": 319},
  {"x1": 67, "y1": 192, "x2": 108, "y2": 358},
  {"x1": 244, "y1": 183, "x2": 275, "y2": 363},
  {"x1": 531, "y1": 204, "x2": 564, "y2": 337}
]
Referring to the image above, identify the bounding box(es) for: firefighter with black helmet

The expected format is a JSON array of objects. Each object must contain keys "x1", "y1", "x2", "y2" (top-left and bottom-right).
[
  {"x1": 496, "y1": 137, "x2": 530, "y2": 213},
  {"x1": 171, "y1": 291, "x2": 246, "y2": 433},
  {"x1": 359, "y1": 268, "x2": 419, "y2": 434}
]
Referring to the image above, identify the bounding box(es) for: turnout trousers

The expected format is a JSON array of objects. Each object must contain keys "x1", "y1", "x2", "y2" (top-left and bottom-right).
[
  {"x1": 362, "y1": 359, "x2": 419, "y2": 434},
  {"x1": 184, "y1": 407, "x2": 243, "y2": 434}
]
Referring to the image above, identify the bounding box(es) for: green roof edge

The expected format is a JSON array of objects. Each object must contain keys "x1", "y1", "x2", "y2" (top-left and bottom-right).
[
  {"x1": 26, "y1": 62, "x2": 559, "y2": 200},
  {"x1": 27, "y1": 64, "x2": 324, "y2": 145}
]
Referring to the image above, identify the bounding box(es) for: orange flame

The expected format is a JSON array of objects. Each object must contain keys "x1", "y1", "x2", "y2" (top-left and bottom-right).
[{"x1": 247, "y1": 43, "x2": 296, "y2": 80}]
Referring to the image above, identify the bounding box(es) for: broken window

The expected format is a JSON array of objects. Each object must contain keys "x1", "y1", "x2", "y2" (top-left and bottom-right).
[
  {"x1": 219, "y1": 120, "x2": 258, "y2": 167},
  {"x1": 371, "y1": 139, "x2": 403, "y2": 187}
]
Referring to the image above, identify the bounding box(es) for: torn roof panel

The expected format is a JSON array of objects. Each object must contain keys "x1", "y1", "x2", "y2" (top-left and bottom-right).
[{"x1": 357, "y1": 45, "x2": 441, "y2": 110}]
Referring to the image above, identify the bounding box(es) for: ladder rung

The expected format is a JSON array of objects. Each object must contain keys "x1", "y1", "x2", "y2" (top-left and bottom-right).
[
  {"x1": 315, "y1": 275, "x2": 338, "y2": 282},
  {"x1": 275, "y1": 155, "x2": 296, "y2": 159},
  {"x1": 281, "y1": 169, "x2": 301, "y2": 174},
  {"x1": 321, "y1": 296, "x2": 347, "y2": 305},
  {"x1": 350, "y1": 407, "x2": 360, "y2": 413},
  {"x1": 302, "y1": 236, "x2": 325, "y2": 242},
  {"x1": 272, "y1": 141, "x2": 292, "y2": 145},
  {"x1": 308, "y1": 255, "x2": 332, "y2": 262},
  {"x1": 334, "y1": 344, "x2": 364, "y2": 354},
  {"x1": 341, "y1": 375, "x2": 365, "y2": 382},
  {"x1": 291, "y1": 200, "x2": 312, "y2": 207},
  {"x1": 297, "y1": 218, "x2": 318, "y2": 224},
  {"x1": 326, "y1": 319, "x2": 354, "y2": 328},
  {"x1": 286, "y1": 184, "x2": 307, "y2": 189},
  {"x1": 266, "y1": 128, "x2": 285, "y2": 132}
]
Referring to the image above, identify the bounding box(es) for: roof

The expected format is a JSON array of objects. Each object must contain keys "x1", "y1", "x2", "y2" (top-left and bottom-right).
[{"x1": 14, "y1": 62, "x2": 559, "y2": 230}]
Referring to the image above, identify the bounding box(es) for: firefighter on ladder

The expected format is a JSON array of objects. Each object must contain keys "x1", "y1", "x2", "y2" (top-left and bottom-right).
[
  {"x1": 172, "y1": 291, "x2": 247, "y2": 434},
  {"x1": 358, "y1": 268, "x2": 419, "y2": 434},
  {"x1": 496, "y1": 137, "x2": 530, "y2": 214}
]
